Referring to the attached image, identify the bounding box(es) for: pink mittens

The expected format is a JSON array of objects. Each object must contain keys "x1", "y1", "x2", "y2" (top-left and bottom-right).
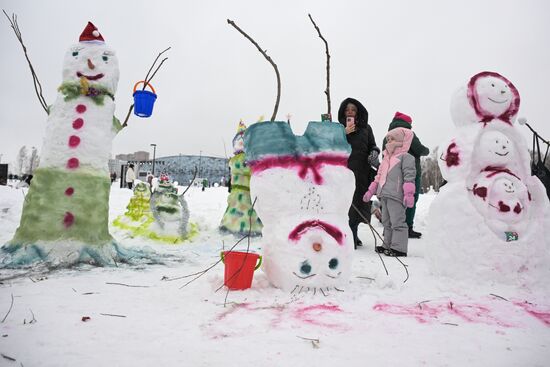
[
  {"x1": 403, "y1": 182, "x2": 416, "y2": 208},
  {"x1": 363, "y1": 181, "x2": 378, "y2": 202}
]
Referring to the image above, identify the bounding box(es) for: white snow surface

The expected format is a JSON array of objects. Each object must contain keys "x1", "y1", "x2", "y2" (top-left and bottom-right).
[{"x1": 0, "y1": 184, "x2": 549, "y2": 367}]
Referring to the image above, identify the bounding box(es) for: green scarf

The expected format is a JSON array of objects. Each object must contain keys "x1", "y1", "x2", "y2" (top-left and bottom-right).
[{"x1": 58, "y1": 81, "x2": 115, "y2": 105}]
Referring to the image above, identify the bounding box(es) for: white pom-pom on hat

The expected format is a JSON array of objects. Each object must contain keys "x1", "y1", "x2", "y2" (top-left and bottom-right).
[{"x1": 92, "y1": 30, "x2": 100, "y2": 38}]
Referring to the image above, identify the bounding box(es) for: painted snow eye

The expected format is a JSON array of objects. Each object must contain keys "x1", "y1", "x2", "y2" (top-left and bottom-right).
[
  {"x1": 328, "y1": 258, "x2": 339, "y2": 270},
  {"x1": 491, "y1": 83, "x2": 495, "y2": 87},
  {"x1": 102, "y1": 55, "x2": 109, "y2": 62},
  {"x1": 300, "y1": 261, "x2": 312, "y2": 275},
  {"x1": 72, "y1": 51, "x2": 79, "y2": 57}
]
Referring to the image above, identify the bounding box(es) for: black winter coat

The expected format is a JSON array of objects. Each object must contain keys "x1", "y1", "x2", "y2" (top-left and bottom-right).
[{"x1": 338, "y1": 98, "x2": 378, "y2": 223}]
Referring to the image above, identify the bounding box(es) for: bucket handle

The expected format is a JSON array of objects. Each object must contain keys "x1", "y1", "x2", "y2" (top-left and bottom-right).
[
  {"x1": 220, "y1": 251, "x2": 262, "y2": 270},
  {"x1": 133, "y1": 80, "x2": 156, "y2": 94}
]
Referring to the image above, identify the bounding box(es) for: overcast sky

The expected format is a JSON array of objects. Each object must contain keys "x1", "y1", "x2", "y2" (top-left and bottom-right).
[{"x1": 1, "y1": 0, "x2": 549, "y2": 164}]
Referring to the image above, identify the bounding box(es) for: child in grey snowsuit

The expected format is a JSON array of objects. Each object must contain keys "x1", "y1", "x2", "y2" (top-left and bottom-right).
[{"x1": 363, "y1": 127, "x2": 416, "y2": 257}]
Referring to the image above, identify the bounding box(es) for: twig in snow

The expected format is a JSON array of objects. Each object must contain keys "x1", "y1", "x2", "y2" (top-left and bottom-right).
[
  {"x1": 297, "y1": 335, "x2": 320, "y2": 348},
  {"x1": 1, "y1": 293, "x2": 14, "y2": 323},
  {"x1": 30, "y1": 309, "x2": 36, "y2": 323},
  {"x1": 105, "y1": 282, "x2": 150, "y2": 288},
  {"x1": 100, "y1": 313, "x2": 126, "y2": 318},
  {"x1": 490, "y1": 293, "x2": 509, "y2": 302},
  {"x1": 442, "y1": 322, "x2": 458, "y2": 326},
  {"x1": 356, "y1": 276, "x2": 375, "y2": 281},
  {"x1": 1, "y1": 353, "x2": 16, "y2": 362},
  {"x1": 417, "y1": 300, "x2": 431, "y2": 310}
]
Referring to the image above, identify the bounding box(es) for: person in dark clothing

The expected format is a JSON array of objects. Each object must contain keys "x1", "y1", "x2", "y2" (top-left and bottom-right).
[
  {"x1": 382, "y1": 112, "x2": 429, "y2": 238},
  {"x1": 338, "y1": 97, "x2": 380, "y2": 249}
]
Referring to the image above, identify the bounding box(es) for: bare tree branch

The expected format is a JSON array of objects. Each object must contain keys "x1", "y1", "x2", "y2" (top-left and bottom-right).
[
  {"x1": 3, "y1": 10, "x2": 48, "y2": 114},
  {"x1": 308, "y1": 14, "x2": 331, "y2": 118},
  {"x1": 227, "y1": 19, "x2": 281, "y2": 122}
]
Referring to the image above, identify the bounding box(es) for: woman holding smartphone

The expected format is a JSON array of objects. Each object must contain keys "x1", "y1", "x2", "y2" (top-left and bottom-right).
[{"x1": 338, "y1": 97, "x2": 379, "y2": 249}]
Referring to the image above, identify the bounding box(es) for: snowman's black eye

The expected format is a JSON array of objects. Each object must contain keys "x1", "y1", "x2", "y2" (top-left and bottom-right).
[
  {"x1": 328, "y1": 258, "x2": 339, "y2": 270},
  {"x1": 300, "y1": 261, "x2": 312, "y2": 275},
  {"x1": 72, "y1": 51, "x2": 79, "y2": 57},
  {"x1": 102, "y1": 55, "x2": 108, "y2": 62},
  {"x1": 491, "y1": 83, "x2": 495, "y2": 87}
]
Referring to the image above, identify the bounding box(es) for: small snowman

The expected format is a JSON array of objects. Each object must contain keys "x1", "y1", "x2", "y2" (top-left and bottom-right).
[
  {"x1": 3, "y1": 22, "x2": 134, "y2": 266},
  {"x1": 150, "y1": 175, "x2": 190, "y2": 240}
]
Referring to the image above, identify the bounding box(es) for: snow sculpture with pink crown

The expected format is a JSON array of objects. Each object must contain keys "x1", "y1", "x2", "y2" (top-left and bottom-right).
[
  {"x1": 426, "y1": 71, "x2": 550, "y2": 285},
  {"x1": 244, "y1": 121, "x2": 355, "y2": 292},
  {"x1": 2, "y1": 22, "x2": 145, "y2": 267}
]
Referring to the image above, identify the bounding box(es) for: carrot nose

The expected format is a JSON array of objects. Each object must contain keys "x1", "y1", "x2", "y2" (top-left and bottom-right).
[
  {"x1": 87, "y1": 59, "x2": 95, "y2": 70},
  {"x1": 312, "y1": 242, "x2": 322, "y2": 252}
]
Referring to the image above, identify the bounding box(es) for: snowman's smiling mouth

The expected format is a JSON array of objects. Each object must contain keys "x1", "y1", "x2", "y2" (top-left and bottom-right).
[
  {"x1": 488, "y1": 97, "x2": 508, "y2": 104},
  {"x1": 293, "y1": 272, "x2": 316, "y2": 279},
  {"x1": 495, "y1": 151, "x2": 509, "y2": 156},
  {"x1": 76, "y1": 72, "x2": 104, "y2": 81},
  {"x1": 505, "y1": 189, "x2": 515, "y2": 193}
]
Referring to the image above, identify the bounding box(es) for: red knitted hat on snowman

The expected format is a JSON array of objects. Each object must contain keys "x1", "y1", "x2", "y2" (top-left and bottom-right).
[
  {"x1": 394, "y1": 111, "x2": 412, "y2": 124},
  {"x1": 79, "y1": 22, "x2": 104, "y2": 42}
]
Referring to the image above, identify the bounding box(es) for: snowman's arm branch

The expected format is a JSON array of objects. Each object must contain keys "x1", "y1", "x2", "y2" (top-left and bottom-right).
[
  {"x1": 142, "y1": 47, "x2": 170, "y2": 90},
  {"x1": 3, "y1": 10, "x2": 48, "y2": 114},
  {"x1": 121, "y1": 104, "x2": 134, "y2": 128}
]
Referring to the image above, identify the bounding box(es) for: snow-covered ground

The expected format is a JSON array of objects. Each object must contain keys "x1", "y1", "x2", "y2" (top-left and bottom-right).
[{"x1": 0, "y1": 184, "x2": 549, "y2": 367}]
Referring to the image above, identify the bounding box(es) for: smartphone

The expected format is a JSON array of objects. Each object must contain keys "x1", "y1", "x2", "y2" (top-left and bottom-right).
[{"x1": 346, "y1": 117, "x2": 354, "y2": 127}]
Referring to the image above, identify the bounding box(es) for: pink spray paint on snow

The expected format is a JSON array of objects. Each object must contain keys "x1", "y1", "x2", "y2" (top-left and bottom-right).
[{"x1": 373, "y1": 301, "x2": 515, "y2": 327}]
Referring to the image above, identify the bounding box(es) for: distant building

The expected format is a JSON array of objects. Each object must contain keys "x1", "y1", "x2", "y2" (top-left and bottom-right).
[
  {"x1": 136, "y1": 155, "x2": 228, "y2": 186},
  {"x1": 115, "y1": 151, "x2": 150, "y2": 162}
]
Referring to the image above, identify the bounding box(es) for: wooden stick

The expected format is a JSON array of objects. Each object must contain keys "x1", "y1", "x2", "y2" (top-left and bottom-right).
[
  {"x1": 105, "y1": 282, "x2": 150, "y2": 288},
  {"x1": 227, "y1": 19, "x2": 281, "y2": 122},
  {"x1": 1, "y1": 294, "x2": 14, "y2": 323},
  {"x1": 100, "y1": 313, "x2": 126, "y2": 318},
  {"x1": 142, "y1": 47, "x2": 171, "y2": 90},
  {"x1": 308, "y1": 14, "x2": 331, "y2": 117},
  {"x1": 3, "y1": 10, "x2": 48, "y2": 114}
]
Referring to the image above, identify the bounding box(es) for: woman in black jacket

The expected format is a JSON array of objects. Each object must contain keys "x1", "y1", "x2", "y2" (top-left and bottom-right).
[{"x1": 338, "y1": 98, "x2": 379, "y2": 249}]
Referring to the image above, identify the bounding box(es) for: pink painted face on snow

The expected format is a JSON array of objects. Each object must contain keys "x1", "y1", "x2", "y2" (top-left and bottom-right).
[{"x1": 467, "y1": 71, "x2": 520, "y2": 124}]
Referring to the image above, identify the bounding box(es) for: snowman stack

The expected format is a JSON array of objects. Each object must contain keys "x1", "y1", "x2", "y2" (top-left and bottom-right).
[
  {"x1": 426, "y1": 71, "x2": 550, "y2": 285},
  {"x1": 3, "y1": 23, "x2": 130, "y2": 266}
]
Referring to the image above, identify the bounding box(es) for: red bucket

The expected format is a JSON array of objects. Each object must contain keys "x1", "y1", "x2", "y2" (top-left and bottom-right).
[{"x1": 221, "y1": 251, "x2": 262, "y2": 290}]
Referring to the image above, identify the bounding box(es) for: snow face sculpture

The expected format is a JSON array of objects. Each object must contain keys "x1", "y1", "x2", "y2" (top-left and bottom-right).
[
  {"x1": 2, "y1": 22, "x2": 132, "y2": 266},
  {"x1": 427, "y1": 71, "x2": 550, "y2": 285},
  {"x1": 244, "y1": 121, "x2": 354, "y2": 292},
  {"x1": 219, "y1": 121, "x2": 262, "y2": 236}
]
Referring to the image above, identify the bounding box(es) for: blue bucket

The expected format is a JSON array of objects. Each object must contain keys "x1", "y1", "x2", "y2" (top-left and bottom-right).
[{"x1": 133, "y1": 81, "x2": 157, "y2": 118}]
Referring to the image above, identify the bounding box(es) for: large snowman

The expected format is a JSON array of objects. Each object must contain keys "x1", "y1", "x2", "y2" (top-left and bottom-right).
[
  {"x1": 3, "y1": 22, "x2": 133, "y2": 266},
  {"x1": 426, "y1": 71, "x2": 550, "y2": 285},
  {"x1": 244, "y1": 121, "x2": 355, "y2": 293}
]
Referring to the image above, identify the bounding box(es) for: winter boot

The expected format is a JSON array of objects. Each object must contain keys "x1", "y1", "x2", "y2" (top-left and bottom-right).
[
  {"x1": 408, "y1": 227, "x2": 422, "y2": 239},
  {"x1": 384, "y1": 248, "x2": 407, "y2": 257}
]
